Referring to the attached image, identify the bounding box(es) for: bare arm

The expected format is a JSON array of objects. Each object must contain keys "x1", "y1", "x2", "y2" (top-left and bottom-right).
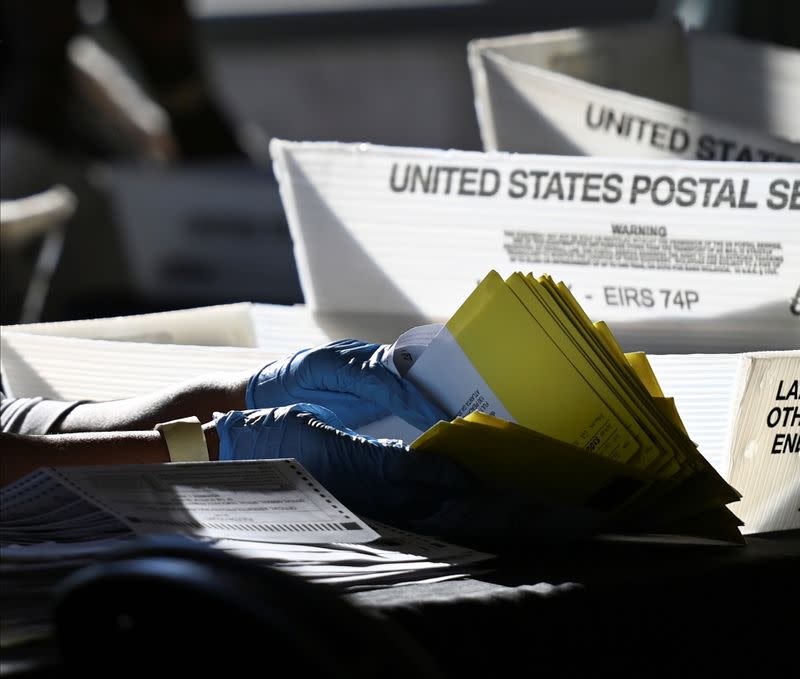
[
  {"x1": 56, "y1": 371, "x2": 251, "y2": 433},
  {"x1": 0, "y1": 422, "x2": 221, "y2": 487}
]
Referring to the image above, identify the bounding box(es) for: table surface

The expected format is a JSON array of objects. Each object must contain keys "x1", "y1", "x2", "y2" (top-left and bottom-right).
[{"x1": 3, "y1": 530, "x2": 799, "y2": 677}]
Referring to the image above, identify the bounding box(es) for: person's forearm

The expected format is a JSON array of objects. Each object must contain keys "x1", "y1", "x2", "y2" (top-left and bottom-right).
[
  {"x1": 57, "y1": 371, "x2": 251, "y2": 433},
  {"x1": 0, "y1": 424, "x2": 221, "y2": 487}
]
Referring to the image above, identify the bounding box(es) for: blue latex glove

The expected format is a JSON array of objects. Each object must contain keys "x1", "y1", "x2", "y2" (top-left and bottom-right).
[
  {"x1": 214, "y1": 404, "x2": 473, "y2": 525},
  {"x1": 215, "y1": 404, "x2": 607, "y2": 544},
  {"x1": 245, "y1": 339, "x2": 448, "y2": 432}
]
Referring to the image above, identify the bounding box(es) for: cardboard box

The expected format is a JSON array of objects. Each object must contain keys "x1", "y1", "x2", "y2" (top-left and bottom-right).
[
  {"x1": 270, "y1": 139, "x2": 800, "y2": 353},
  {"x1": 0, "y1": 303, "x2": 331, "y2": 401},
  {"x1": 468, "y1": 21, "x2": 800, "y2": 160},
  {"x1": 101, "y1": 163, "x2": 303, "y2": 305}
]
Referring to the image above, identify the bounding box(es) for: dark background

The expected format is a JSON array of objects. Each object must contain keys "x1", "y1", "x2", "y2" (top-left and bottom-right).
[{"x1": 1, "y1": 0, "x2": 797, "y2": 324}]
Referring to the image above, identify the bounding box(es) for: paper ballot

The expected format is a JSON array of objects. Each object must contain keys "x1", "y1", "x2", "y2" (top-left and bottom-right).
[
  {"x1": 468, "y1": 21, "x2": 800, "y2": 160},
  {"x1": 270, "y1": 140, "x2": 799, "y2": 354},
  {"x1": 0, "y1": 460, "x2": 378, "y2": 544},
  {"x1": 1, "y1": 475, "x2": 493, "y2": 647}
]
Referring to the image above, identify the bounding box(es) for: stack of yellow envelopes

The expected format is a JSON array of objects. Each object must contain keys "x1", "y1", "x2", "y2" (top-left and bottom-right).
[{"x1": 408, "y1": 270, "x2": 744, "y2": 544}]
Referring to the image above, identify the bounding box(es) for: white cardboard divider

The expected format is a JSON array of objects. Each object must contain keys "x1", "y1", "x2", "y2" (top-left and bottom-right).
[
  {"x1": 270, "y1": 139, "x2": 800, "y2": 353},
  {"x1": 0, "y1": 304, "x2": 325, "y2": 401},
  {"x1": 4, "y1": 303, "x2": 260, "y2": 347},
  {"x1": 0, "y1": 301, "x2": 432, "y2": 401},
  {"x1": 0, "y1": 332, "x2": 274, "y2": 402},
  {"x1": 468, "y1": 21, "x2": 800, "y2": 160},
  {"x1": 655, "y1": 350, "x2": 799, "y2": 535}
]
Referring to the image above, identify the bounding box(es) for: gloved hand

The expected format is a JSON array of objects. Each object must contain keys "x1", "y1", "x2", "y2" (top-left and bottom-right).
[
  {"x1": 214, "y1": 404, "x2": 607, "y2": 545},
  {"x1": 214, "y1": 403, "x2": 473, "y2": 525},
  {"x1": 246, "y1": 339, "x2": 448, "y2": 432}
]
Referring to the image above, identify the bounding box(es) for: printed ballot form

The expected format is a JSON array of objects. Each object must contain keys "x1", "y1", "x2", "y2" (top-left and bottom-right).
[
  {"x1": 467, "y1": 21, "x2": 800, "y2": 160},
  {"x1": 270, "y1": 140, "x2": 799, "y2": 353},
  {"x1": 0, "y1": 460, "x2": 378, "y2": 544}
]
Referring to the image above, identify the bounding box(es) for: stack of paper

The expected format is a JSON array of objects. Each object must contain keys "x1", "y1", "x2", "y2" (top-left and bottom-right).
[
  {"x1": 1, "y1": 529, "x2": 491, "y2": 649},
  {"x1": 405, "y1": 269, "x2": 748, "y2": 543},
  {"x1": 0, "y1": 460, "x2": 494, "y2": 646}
]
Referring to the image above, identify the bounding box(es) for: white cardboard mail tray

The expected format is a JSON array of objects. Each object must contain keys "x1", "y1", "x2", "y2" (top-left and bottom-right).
[
  {"x1": 0, "y1": 303, "x2": 328, "y2": 402},
  {"x1": 0, "y1": 301, "x2": 423, "y2": 402},
  {"x1": 270, "y1": 139, "x2": 799, "y2": 354},
  {"x1": 468, "y1": 20, "x2": 800, "y2": 161}
]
